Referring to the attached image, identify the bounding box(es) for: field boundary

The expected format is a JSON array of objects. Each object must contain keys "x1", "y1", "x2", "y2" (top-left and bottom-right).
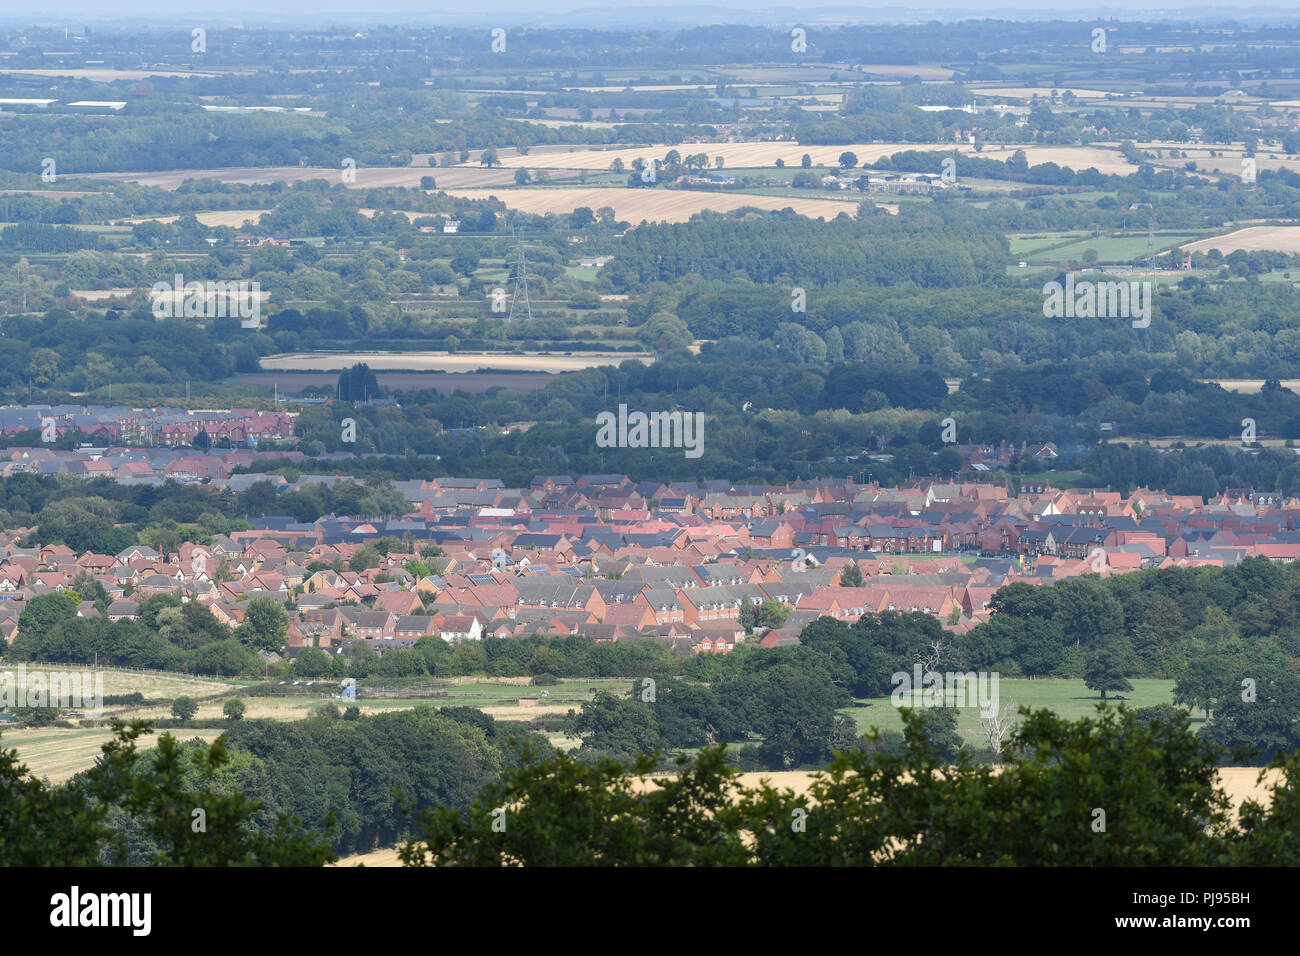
[{"x1": 7, "y1": 661, "x2": 238, "y2": 684}]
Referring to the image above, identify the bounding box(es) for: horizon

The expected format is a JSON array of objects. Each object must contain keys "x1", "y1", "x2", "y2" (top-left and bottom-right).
[{"x1": 6, "y1": 2, "x2": 1300, "y2": 29}]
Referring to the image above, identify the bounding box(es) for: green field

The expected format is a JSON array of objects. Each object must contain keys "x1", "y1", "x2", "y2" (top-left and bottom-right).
[
  {"x1": 1025, "y1": 232, "x2": 1208, "y2": 264},
  {"x1": 1007, "y1": 231, "x2": 1088, "y2": 255},
  {"x1": 840, "y1": 678, "x2": 1188, "y2": 746},
  {"x1": 1241, "y1": 270, "x2": 1300, "y2": 284}
]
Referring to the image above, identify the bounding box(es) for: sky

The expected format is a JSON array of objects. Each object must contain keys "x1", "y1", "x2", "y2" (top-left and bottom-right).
[{"x1": 7, "y1": 1, "x2": 1300, "y2": 29}]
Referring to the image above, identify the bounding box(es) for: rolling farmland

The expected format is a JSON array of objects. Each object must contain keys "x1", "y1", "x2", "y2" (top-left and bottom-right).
[{"x1": 441, "y1": 186, "x2": 863, "y2": 222}]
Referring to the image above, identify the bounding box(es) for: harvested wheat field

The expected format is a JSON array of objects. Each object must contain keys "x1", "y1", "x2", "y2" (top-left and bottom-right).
[
  {"x1": 1182, "y1": 226, "x2": 1300, "y2": 256},
  {"x1": 472, "y1": 141, "x2": 953, "y2": 170},
  {"x1": 0, "y1": 67, "x2": 219, "y2": 80},
  {"x1": 5, "y1": 727, "x2": 225, "y2": 784},
  {"x1": 72, "y1": 288, "x2": 140, "y2": 301},
  {"x1": 123, "y1": 209, "x2": 269, "y2": 228},
  {"x1": 261, "y1": 350, "x2": 652, "y2": 373},
  {"x1": 442, "y1": 187, "x2": 860, "y2": 222},
  {"x1": 125, "y1": 697, "x2": 424, "y2": 723},
  {"x1": 87, "y1": 165, "x2": 516, "y2": 190},
  {"x1": 1218, "y1": 767, "x2": 1284, "y2": 814},
  {"x1": 480, "y1": 141, "x2": 1135, "y2": 176},
  {"x1": 1204, "y1": 378, "x2": 1300, "y2": 394},
  {"x1": 332, "y1": 847, "x2": 405, "y2": 867},
  {"x1": 545, "y1": 84, "x2": 705, "y2": 93},
  {"x1": 971, "y1": 86, "x2": 1115, "y2": 100},
  {"x1": 480, "y1": 704, "x2": 575, "y2": 720},
  {"x1": 1165, "y1": 155, "x2": 1300, "y2": 176},
  {"x1": 358, "y1": 208, "x2": 467, "y2": 220},
  {"x1": 0, "y1": 188, "x2": 99, "y2": 198},
  {"x1": 521, "y1": 118, "x2": 624, "y2": 129},
  {"x1": 956, "y1": 144, "x2": 1136, "y2": 176},
  {"x1": 327, "y1": 766, "x2": 1284, "y2": 867},
  {"x1": 850, "y1": 64, "x2": 955, "y2": 79},
  {"x1": 0, "y1": 666, "x2": 236, "y2": 700},
  {"x1": 634, "y1": 766, "x2": 1281, "y2": 816}
]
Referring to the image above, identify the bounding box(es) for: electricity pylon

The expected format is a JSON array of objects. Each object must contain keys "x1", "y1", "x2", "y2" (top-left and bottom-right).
[{"x1": 507, "y1": 227, "x2": 533, "y2": 322}]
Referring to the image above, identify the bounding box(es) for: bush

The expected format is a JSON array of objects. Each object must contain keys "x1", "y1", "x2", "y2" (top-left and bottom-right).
[
  {"x1": 11, "y1": 707, "x2": 65, "y2": 728},
  {"x1": 103, "y1": 692, "x2": 145, "y2": 706}
]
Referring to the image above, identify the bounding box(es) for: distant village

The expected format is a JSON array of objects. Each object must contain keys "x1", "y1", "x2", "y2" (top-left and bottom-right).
[
  {"x1": 0, "y1": 404, "x2": 295, "y2": 453},
  {"x1": 3, "y1": 472, "x2": 1298, "y2": 662}
]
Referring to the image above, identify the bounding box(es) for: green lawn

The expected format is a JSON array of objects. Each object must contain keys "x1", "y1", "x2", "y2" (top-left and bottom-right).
[{"x1": 839, "y1": 678, "x2": 1191, "y2": 746}]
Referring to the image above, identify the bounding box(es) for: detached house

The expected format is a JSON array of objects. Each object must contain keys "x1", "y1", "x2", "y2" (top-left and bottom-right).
[
  {"x1": 436, "y1": 614, "x2": 482, "y2": 641},
  {"x1": 107, "y1": 599, "x2": 140, "y2": 621}
]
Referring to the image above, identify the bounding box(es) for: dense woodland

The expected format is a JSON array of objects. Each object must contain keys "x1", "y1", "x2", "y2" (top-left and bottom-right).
[{"x1": 403, "y1": 708, "x2": 1300, "y2": 866}]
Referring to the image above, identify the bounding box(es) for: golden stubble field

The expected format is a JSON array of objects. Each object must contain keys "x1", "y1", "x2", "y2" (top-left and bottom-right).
[
  {"x1": 5, "y1": 727, "x2": 226, "y2": 784},
  {"x1": 0, "y1": 667, "x2": 236, "y2": 782},
  {"x1": 970, "y1": 86, "x2": 1115, "y2": 100},
  {"x1": 1164, "y1": 156, "x2": 1300, "y2": 176},
  {"x1": 78, "y1": 142, "x2": 1136, "y2": 201},
  {"x1": 0, "y1": 667, "x2": 237, "y2": 699},
  {"x1": 87, "y1": 166, "x2": 517, "y2": 190},
  {"x1": 1203, "y1": 378, "x2": 1300, "y2": 393},
  {"x1": 333, "y1": 767, "x2": 1282, "y2": 866},
  {"x1": 0, "y1": 67, "x2": 223, "y2": 80},
  {"x1": 469, "y1": 141, "x2": 1137, "y2": 176},
  {"x1": 1181, "y1": 226, "x2": 1300, "y2": 256},
  {"x1": 440, "y1": 187, "x2": 863, "y2": 222},
  {"x1": 260, "y1": 350, "x2": 654, "y2": 372},
  {"x1": 122, "y1": 209, "x2": 270, "y2": 228},
  {"x1": 470, "y1": 141, "x2": 938, "y2": 170},
  {"x1": 124, "y1": 697, "x2": 426, "y2": 723},
  {"x1": 964, "y1": 144, "x2": 1137, "y2": 176}
]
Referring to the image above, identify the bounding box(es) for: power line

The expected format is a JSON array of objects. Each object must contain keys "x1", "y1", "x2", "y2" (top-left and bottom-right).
[{"x1": 507, "y1": 224, "x2": 533, "y2": 322}]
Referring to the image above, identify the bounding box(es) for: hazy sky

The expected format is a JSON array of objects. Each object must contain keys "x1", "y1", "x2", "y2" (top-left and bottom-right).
[{"x1": 9, "y1": 2, "x2": 1300, "y2": 29}]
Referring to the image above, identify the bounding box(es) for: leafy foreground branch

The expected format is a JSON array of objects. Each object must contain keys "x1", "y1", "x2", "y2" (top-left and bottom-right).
[
  {"x1": 401, "y1": 706, "x2": 1300, "y2": 866},
  {"x1": 0, "y1": 722, "x2": 335, "y2": 866}
]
